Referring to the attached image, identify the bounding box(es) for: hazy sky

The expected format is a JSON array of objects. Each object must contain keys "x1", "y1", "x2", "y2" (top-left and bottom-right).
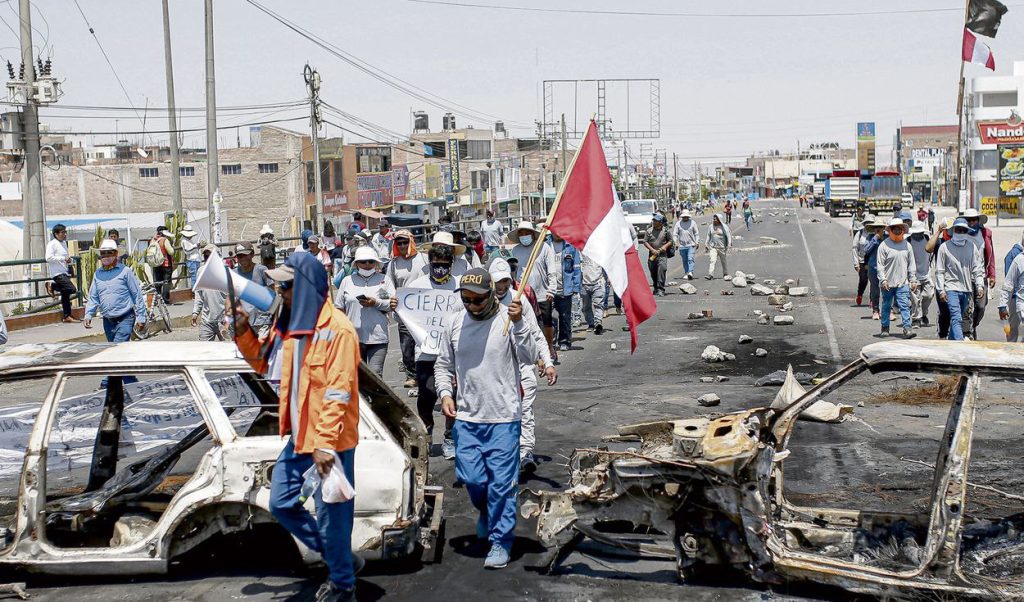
[{"x1": 7, "y1": 0, "x2": 1023, "y2": 171}]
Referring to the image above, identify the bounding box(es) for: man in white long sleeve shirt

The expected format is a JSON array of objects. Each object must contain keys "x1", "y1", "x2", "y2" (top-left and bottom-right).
[
  {"x1": 46, "y1": 223, "x2": 80, "y2": 322},
  {"x1": 1000, "y1": 251, "x2": 1024, "y2": 342},
  {"x1": 508, "y1": 221, "x2": 558, "y2": 353},
  {"x1": 851, "y1": 215, "x2": 875, "y2": 306},
  {"x1": 435, "y1": 268, "x2": 538, "y2": 570},
  {"x1": 672, "y1": 210, "x2": 699, "y2": 280},
  {"x1": 936, "y1": 218, "x2": 985, "y2": 341},
  {"x1": 908, "y1": 221, "x2": 934, "y2": 327},
  {"x1": 876, "y1": 217, "x2": 918, "y2": 339},
  {"x1": 488, "y1": 258, "x2": 557, "y2": 474}
]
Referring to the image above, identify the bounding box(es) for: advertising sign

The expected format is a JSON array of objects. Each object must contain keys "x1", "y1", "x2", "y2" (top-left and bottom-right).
[
  {"x1": 323, "y1": 192, "x2": 348, "y2": 216},
  {"x1": 997, "y1": 144, "x2": 1024, "y2": 197},
  {"x1": 446, "y1": 138, "x2": 461, "y2": 195},
  {"x1": 857, "y1": 122, "x2": 876, "y2": 141},
  {"x1": 395, "y1": 287, "x2": 461, "y2": 356},
  {"x1": 979, "y1": 120, "x2": 1024, "y2": 145},
  {"x1": 356, "y1": 172, "x2": 393, "y2": 208},
  {"x1": 391, "y1": 165, "x2": 409, "y2": 202}
]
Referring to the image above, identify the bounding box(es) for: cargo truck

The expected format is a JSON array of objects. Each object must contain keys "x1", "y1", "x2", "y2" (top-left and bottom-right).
[
  {"x1": 863, "y1": 171, "x2": 902, "y2": 215},
  {"x1": 824, "y1": 170, "x2": 861, "y2": 217}
]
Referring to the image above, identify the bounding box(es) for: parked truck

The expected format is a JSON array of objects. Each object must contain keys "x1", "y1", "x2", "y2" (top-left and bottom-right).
[
  {"x1": 862, "y1": 171, "x2": 903, "y2": 215},
  {"x1": 824, "y1": 170, "x2": 860, "y2": 217}
]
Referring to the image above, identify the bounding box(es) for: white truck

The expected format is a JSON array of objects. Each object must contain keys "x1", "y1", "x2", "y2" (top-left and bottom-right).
[{"x1": 620, "y1": 199, "x2": 659, "y2": 240}]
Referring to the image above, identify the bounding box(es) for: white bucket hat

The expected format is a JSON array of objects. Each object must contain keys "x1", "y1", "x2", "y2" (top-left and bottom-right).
[
  {"x1": 180, "y1": 225, "x2": 197, "y2": 238},
  {"x1": 961, "y1": 208, "x2": 989, "y2": 225},
  {"x1": 353, "y1": 246, "x2": 382, "y2": 264},
  {"x1": 909, "y1": 221, "x2": 928, "y2": 235},
  {"x1": 426, "y1": 231, "x2": 467, "y2": 255},
  {"x1": 680, "y1": 210, "x2": 692, "y2": 218},
  {"x1": 98, "y1": 239, "x2": 118, "y2": 252}
]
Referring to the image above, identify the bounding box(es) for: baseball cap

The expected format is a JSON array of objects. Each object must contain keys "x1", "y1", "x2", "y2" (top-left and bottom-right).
[
  {"x1": 488, "y1": 257, "x2": 513, "y2": 282},
  {"x1": 456, "y1": 267, "x2": 493, "y2": 294},
  {"x1": 307, "y1": 235, "x2": 320, "y2": 245},
  {"x1": 234, "y1": 241, "x2": 255, "y2": 255},
  {"x1": 952, "y1": 217, "x2": 970, "y2": 230}
]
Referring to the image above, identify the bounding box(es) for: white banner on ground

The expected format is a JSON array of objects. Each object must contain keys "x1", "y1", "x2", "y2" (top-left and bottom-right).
[{"x1": 395, "y1": 287, "x2": 461, "y2": 356}]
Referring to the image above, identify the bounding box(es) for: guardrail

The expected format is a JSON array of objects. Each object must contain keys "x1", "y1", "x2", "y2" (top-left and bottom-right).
[{"x1": 0, "y1": 256, "x2": 84, "y2": 313}]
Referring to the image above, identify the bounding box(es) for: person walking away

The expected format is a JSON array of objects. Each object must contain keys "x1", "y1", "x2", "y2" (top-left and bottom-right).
[
  {"x1": 46, "y1": 223, "x2": 80, "y2": 323},
  {"x1": 935, "y1": 218, "x2": 985, "y2": 341},
  {"x1": 233, "y1": 252, "x2": 361, "y2": 602},
  {"x1": 908, "y1": 221, "x2": 934, "y2": 328},
  {"x1": 407, "y1": 244, "x2": 463, "y2": 460},
  {"x1": 84, "y1": 239, "x2": 146, "y2": 342},
  {"x1": 148, "y1": 226, "x2": 176, "y2": 304},
  {"x1": 723, "y1": 200, "x2": 733, "y2": 224},
  {"x1": 334, "y1": 247, "x2": 396, "y2": 375},
  {"x1": 862, "y1": 220, "x2": 887, "y2": 320},
  {"x1": 234, "y1": 242, "x2": 274, "y2": 339},
  {"x1": 579, "y1": 253, "x2": 606, "y2": 334},
  {"x1": 488, "y1": 259, "x2": 556, "y2": 474},
  {"x1": 480, "y1": 210, "x2": 506, "y2": 255},
  {"x1": 672, "y1": 209, "x2": 699, "y2": 280},
  {"x1": 916, "y1": 205, "x2": 928, "y2": 226},
  {"x1": 180, "y1": 225, "x2": 201, "y2": 287},
  {"x1": 386, "y1": 229, "x2": 428, "y2": 388},
  {"x1": 927, "y1": 206, "x2": 936, "y2": 232},
  {"x1": 742, "y1": 199, "x2": 754, "y2": 230},
  {"x1": 508, "y1": 221, "x2": 558, "y2": 358},
  {"x1": 548, "y1": 232, "x2": 581, "y2": 351},
  {"x1": 1001, "y1": 231, "x2": 1024, "y2": 341},
  {"x1": 370, "y1": 220, "x2": 393, "y2": 269},
  {"x1": 876, "y1": 217, "x2": 918, "y2": 339},
  {"x1": 962, "y1": 208, "x2": 995, "y2": 339},
  {"x1": 704, "y1": 213, "x2": 732, "y2": 280},
  {"x1": 643, "y1": 213, "x2": 672, "y2": 296},
  {"x1": 321, "y1": 220, "x2": 339, "y2": 252},
  {"x1": 192, "y1": 244, "x2": 228, "y2": 341},
  {"x1": 1000, "y1": 244, "x2": 1024, "y2": 342},
  {"x1": 852, "y1": 215, "x2": 875, "y2": 306},
  {"x1": 435, "y1": 268, "x2": 538, "y2": 569}
]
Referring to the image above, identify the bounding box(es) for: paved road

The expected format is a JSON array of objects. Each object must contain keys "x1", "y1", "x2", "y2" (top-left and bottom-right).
[{"x1": 29, "y1": 199, "x2": 1013, "y2": 601}]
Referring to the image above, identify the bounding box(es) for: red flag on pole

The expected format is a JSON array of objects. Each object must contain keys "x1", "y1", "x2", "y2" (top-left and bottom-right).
[
  {"x1": 547, "y1": 120, "x2": 657, "y2": 352},
  {"x1": 963, "y1": 28, "x2": 996, "y2": 70}
]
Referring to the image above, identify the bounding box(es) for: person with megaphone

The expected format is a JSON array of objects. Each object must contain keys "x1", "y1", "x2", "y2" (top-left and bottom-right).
[{"x1": 230, "y1": 251, "x2": 361, "y2": 602}]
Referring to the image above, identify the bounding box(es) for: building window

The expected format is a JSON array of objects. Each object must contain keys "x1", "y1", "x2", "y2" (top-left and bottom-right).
[
  {"x1": 356, "y1": 146, "x2": 391, "y2": 173},
  {"x1": 974, "y1": 149, "x2": 998, "y2": 170},
  {"x1": 306, "y1": 161, "x2": 315, "y2": 193},
  {"x1": 179, "y1": 166, "x2": 195, "y2": 177},
  {"x1": 258, "y1": 163, "x2": 279, "y2": 174},
  {"x1": 139, "y1": 167, "x2": 159, "y2": 178},
  {"x1": 332, "y1": 159, "x2": 343, "y2": 191},
  {"x1": 982, "y1": 91, "x2": 1018, "y2": 108},
  {"x1": 221, "y1": 164, "x2": 242, "y2": 175},
  {"x1": 975, "y1": 180, "x2": 998, "y2": 199},
  {"x1": 320, "y1": 161, "x2": 330, "y2": 192},
  {"x1": 467, "y1": 140, "x2": 491, "y2": 160}
]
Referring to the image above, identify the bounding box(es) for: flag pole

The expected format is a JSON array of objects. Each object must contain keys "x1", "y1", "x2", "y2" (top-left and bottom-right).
[
  {"x1": 503, "y1": 117, "x2": 594, "y2": 335},
  {"x1": 955, "y1": 0, "x2": 971, "y2": 208}
]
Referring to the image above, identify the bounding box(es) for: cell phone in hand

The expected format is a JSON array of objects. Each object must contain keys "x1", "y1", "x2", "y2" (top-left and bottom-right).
[{"x1": 357, "y1": 294, "x2": 369, "y2": 301}]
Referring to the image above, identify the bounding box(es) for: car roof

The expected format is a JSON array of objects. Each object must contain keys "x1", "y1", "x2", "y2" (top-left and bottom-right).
[
  {"x1": 0, "y1": 342, "x2": 250, "y2": 376},
  {"x1": 860, "y1": 340, "x2": 1024, "y2": 372}
]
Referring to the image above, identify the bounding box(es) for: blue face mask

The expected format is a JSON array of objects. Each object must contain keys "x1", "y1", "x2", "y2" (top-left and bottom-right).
[{"x1": 968, "y1": 225, "x2": 980, "y2": 236}]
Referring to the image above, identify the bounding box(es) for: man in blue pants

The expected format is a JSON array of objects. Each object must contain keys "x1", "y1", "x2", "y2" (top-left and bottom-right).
[
  {"x1": 84, "y1": 239, "x2": 146, "y2": 342},
  {"x1": 936, "y1": 218, "x2": 985, "y2": 341},
  {"x1": 436, "y1": 268, "x2": 538, "y2": 569}
]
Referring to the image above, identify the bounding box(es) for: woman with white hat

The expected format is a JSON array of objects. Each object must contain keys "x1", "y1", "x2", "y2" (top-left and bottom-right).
[
  {"x1": 334, "y1": 246, "x2": 396, "y2": 375},
  {"x1": 180, "y1": 224, "x2": 201, "y2": 288}
]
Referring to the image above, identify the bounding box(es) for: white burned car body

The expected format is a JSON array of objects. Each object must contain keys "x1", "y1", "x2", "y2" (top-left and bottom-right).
[{"x1": 0, "y1": 342, "x2": 441, "y2": 575}]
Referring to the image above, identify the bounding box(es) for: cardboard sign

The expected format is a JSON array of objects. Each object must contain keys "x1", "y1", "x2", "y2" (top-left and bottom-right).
[{"x1": 395, "y1": 287, "x2": 461, "y2": 356}]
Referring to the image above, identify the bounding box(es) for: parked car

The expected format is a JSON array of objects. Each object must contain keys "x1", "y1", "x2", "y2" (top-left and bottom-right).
[
  {"x1": 0, "y1": 341, "x2": 442, "y2": 575},
  {"x1": 524, "y1": 340, "x2": 1024, "y2": 599}
]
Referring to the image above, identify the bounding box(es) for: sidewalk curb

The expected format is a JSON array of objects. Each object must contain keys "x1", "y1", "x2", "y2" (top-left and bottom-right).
[{"x1": 60, "y1": 314, "x2": 195, "y2": 344}]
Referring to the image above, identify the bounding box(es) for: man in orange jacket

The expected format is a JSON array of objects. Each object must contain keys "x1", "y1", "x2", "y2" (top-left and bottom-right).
[{"x1": 233, "y1": 252, "x2": 361, "y2": 602}]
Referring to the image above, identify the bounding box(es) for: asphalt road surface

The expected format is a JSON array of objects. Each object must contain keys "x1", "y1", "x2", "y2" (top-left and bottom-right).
[{"x1": 25, "y1": 199, "x2": 1022, "y2": 601}]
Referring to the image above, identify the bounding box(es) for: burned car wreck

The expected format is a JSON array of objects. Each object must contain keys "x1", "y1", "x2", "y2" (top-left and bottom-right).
[
  {"x1": 524, "y1": 341, "x2": 1024, "y2": 598},
  {"x1": 0, "y1": 342, "x2": 442, "y2": 575}
]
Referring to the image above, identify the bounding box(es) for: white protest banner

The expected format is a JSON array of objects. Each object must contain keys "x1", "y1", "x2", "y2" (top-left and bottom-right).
[{"x1": 395, "y1": 287, "x2": 461, "y2": 356}]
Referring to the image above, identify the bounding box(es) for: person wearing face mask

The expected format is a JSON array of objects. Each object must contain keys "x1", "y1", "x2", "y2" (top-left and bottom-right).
[
  {"x1": 424, "y1": 231, "x2": 473, "y2": 277},
  {"x1": 435, "y1": 267, "x2": 538, "y2": 570},
  {"x1": 480, "y1": 209, "x2": 506, "y2": 254},
  {"x1": 387, "y1": 229, "x2": 428, "y2": 388},
  {"x1": 370, "y1": 219, "x2": 393, "y2": 267},
  {"x1": 876, "y1": 217, "x2": 918, "y2": 339},
  {"x1": 488, "y1": 258, "x2": 556, "y2": 474},
  {"x1": 1000, "y1": 230, "x2": 1024, "y2": 341},
  {"x1": 926, "y1": 217, "x2": 955, "y2": 337},
  {"x1": 672, "y1": 209, "x2": 699, "y2": 280},
  {"x1": 961, "y1": 208, "x2": 996, "y2": 339},
  {"x1": 407, "y1": 244, "x2": 463, "y2": 461},
  {"x1": 83, "y1": 238, "x2": 146, "y2": 342},
  {"x1": 547, "y1": 231, "x2": 581, "y2": 351},
  {"x1": 907, "y1": 221, "x2": 934, "y2": 328},
  {"x1": 704, "y1": 213, "x2": 732, "y2": 280},
  {"x1": 234, "y1": 242, "x2": 274, "y2": 339},
  {"x1": 851, "y1": 214, "x2": 876, "y2": 307},
  {"x1": 508, "y1": 221, "x2": 558, "y2": 357},
  {"x1": 936, "y1": 218, "x2": 985, "y2": 341},
  {"x1": 334, "y1": 247, "x2": 396, "y2": 375},
  {"x1": 192, "y1": 244, "x2": 230, "y2": 341},
  {"x1": 643, "y1": 213, "x2": 673, "y2": 296},
  {"x1": 862, "y1": 220, "x2": 888, "y2": 320}
]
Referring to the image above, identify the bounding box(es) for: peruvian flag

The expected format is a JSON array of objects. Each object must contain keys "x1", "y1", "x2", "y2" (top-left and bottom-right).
[
  {"x1": 963, "y1": 28, "x2": 996, "y2": 70},
  {"x1": 548, "y1": 121, "x2": 657, "y2": 352}
]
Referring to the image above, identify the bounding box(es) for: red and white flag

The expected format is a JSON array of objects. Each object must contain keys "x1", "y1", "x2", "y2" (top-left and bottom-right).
[
  {"x1": 963, "y1": 28, "x2": 996, "y2": 70},
  {"x1": 548, "y1": 121, "x2": 657, "y2": 352}
]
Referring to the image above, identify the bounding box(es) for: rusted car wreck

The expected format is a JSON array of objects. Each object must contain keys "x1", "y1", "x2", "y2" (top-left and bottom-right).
[{"x1": 524, "y1": 341, "x2": 1024, "y2": 598}]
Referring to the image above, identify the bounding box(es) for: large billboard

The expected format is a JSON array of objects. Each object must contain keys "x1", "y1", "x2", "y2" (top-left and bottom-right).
[
  {"x1": 978, "y1": 120, "x2": 1024, "y2": 145},
  {"x1": 857, "y1": 122, "x2": 876, "y2": 141},
  {"x1": 998, "y1": 144, "x2": 1024, "y2": 197},
  {"x1": 857, "y1": 122, "x2": 876, "y2": 172}
]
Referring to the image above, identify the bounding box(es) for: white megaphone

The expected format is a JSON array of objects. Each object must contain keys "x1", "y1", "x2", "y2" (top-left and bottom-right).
[{"x1": 193, "y1": 250, "x2": 278, "y2": 312}]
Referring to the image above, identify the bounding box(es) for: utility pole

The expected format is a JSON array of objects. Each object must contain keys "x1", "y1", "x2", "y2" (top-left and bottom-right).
[
  {"x1": 560, "y1": 113, "x2": 567, "y2": 185},
  {"x1": 673, "y1": 153, "x2": 679, "y2": 202},
  {"x1": 19, "y1": 0, "x2": 43, "y2": 264},
  {"x1": 304, "y1": 64, "x2": 323, "y2": 234},
  {"x1": 161, "y1": 0, "x2": 182, "y2": 215},
  {"x1": 204, "y1": 0, "x2": 220, "y2": 242}
]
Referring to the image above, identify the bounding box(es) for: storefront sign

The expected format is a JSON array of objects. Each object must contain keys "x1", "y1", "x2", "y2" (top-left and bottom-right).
[
  {"x1": 998, "y1": 144, "x2": 1024, "y2": 197},
  {"x1": 357, "y1": 172, "x2": 393, "y2": 208},
  {"x1": 978, "y1": 120, "x2": 1024, "y2": 145}
]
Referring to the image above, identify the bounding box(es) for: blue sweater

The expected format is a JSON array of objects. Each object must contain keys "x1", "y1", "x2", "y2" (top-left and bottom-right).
[
  {"x1": 85, "y1": 263, "x2": 146, "y2": 322},
  {"x1": 1005, "y1": 243, "x2": 1024, "y2": 276}
]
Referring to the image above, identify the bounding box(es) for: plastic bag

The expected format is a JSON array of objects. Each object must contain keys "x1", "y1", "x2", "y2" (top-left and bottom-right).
[{"x1": 321, "y1": 453, "x2": 356, "y2": 504}]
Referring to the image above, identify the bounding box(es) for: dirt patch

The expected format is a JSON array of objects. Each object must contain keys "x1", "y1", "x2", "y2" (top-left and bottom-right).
[{"x1": 878, "y1": 375, "x2": 960, "y2": 406}]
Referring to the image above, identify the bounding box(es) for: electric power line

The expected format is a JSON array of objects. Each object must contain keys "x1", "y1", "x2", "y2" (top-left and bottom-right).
[{"x1": 38, "y1": 115, "x2": 307, "y2": 137}]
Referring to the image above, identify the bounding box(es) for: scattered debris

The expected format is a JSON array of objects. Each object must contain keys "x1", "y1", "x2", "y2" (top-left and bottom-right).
[
  {"x1": 687, "y1": 312, "x2": 704, "y2": 320},
  {"x1": 755, "y1": 347, "x2": 768, "y2": 357},
  {"x1": 813, "y1": 359, "x2": 827, "y2": 365},
  {"x1": 755, "y1": 368, "x2": 819, "y2": 386},
  {"x1": 769, "y1": 365, "x2": 852, "y2": 423},
  {"x1": 697, "y1": 393, "x2": 721, "y2": 407},
  {"x1": 810, "y1": 218, "x2": 821, "y2": 223},
  {"x1": 768, "y1": 294, "x2": 788, "y2": 306},
  {"x1": 701, "y1": 345, "x2": 734, "y2": 363},
  {"x1": 788, "y1": 286, "x2": 810, "y2": 297},
  {"x1": 780, "y1": 302, "x2": 794, "y2": 312},
  {"x1": 784, "y1": 278, "x2": 798, "y2": 286},
  {"x1": 720, "y1": 290, "x2": 734, "y2": 296},
  {"x1": 753, "y1": 309, "x2": 764, "y2": 316},
  {"x1": 734, "y1": 270, "x2": 746, "y2": 279},
  {"x1": 881, "y1": 375, "x2": 960, "y2": 405},
  {"x1": 0, "y1": 584, "x2": 27, "y2": 600},
  {"x1": 731, "y1": 276, "x2": 748, "y2": 287},
  {"x1": 760, "y1": 236, "x2": 780, "y2": 244},
  {"x1": 701, "y1": 309, "x2": 714, "y2": 318},
  {"x1": 699, "y1": 377, "x2": 715, "y2": 383},
  {"x1": 610, "y1": 343, "x2": 617, "y2": 351},
  {"x1": 773, "y1": 285, "x2": 789, "y2": 295},
  {"x1": 750, "y1": 284, "x2": 773, "y2": 296},
  {"x1": 763, "y1": 279, "x2": 777, "y2": 285},
  {"x1": 773, "y1": 315, "x2": 795, "y2": 325},
  {"x1": 745, "y1": 273, "x2": 757, "y2": 282},
  {"x1": 715, "y1": 375, "x2": 729, "y2": 382},
  {"x1": 678, "y1": 283, "x2": 698, "y2": 294},
  {"x1": 757, "y1": 314, "x2": 770, "y2": 325},
  {"x1": 667, "y1": 280, "x2": 679, "y2": 286},
  {"x1": 738, "y1": 334, "x2": 753, "y2": 344}
]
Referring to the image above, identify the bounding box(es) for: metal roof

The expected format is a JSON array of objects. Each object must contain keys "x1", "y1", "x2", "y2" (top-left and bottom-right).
[
  {"x1": 860, "y1": 340, "x2": 1024, "y2": 371},
  {"x1": 0, "y1": 342, "x2": 248, "y2": 376}
]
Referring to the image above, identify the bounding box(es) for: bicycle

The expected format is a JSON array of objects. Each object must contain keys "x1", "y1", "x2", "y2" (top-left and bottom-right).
[{"x1": 131, "y1": 280, "x2": 173, "y2": 340}]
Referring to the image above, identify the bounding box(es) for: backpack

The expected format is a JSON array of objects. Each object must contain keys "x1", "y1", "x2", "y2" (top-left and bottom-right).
[{"x1": 145, "y1": 240, "x2": 164, "y2": 267}]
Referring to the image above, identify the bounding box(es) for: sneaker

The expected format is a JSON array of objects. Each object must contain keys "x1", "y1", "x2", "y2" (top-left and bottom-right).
[
  {"x1": 921, "y1": 316, "x2": 931, "y2": 327},
  {"x1": 705, "y1": 274, "x2": 714, "y2": 280},
  {"x1": 879, "y1": 327, "x2": 890, "y2": 338},
  {"x1": 441, "y1": 438, "x2": 456, "y2": 460},
  {"x1": 520, "y1": 452, "x2": 537, "y2": 474},
  {"x1": 315, "y1": 582, "x2": 355, "y2": 602},
  {"x1": 558, "y1": 343, "x2": 570, "y2": 352},
  {"x1": 856, "y1": 294, "x2": 862, "y2": 306},
  {"x1": 484, "y1": 544, "x2": 510, "y2": 569},
  {"x1": 872, "y1": 311, "x2": 880, "y2": 321},
  {"x1": 911, "y1": 319, "x2": 921, "y2": 329},
  {"x1": 686, "y1": 273, "x2": 694, "y2": 280},
  {"x1": 594, "y1": 324, "x2": 604, "y2": 335},
  {"x1": 903, "y1": 328, "x2": 917, "y2": 339},
  {"x1": 404, "y1": 377, "x2": 417, "y2": 388}
]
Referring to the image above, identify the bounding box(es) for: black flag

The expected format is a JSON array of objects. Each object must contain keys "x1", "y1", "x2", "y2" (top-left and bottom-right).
[{"x1": 967, "y1": 0, "x2": 1008, "y2": 38}]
